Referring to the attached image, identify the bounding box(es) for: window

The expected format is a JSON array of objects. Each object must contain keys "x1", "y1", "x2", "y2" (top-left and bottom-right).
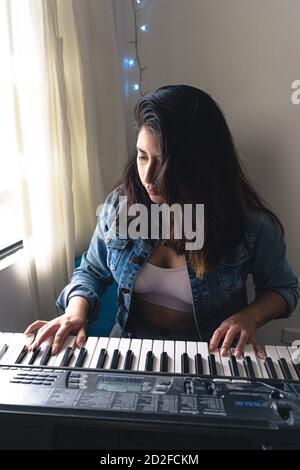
[{"x1": 0, "y1": 1, "x2": 23, "y2": 258}]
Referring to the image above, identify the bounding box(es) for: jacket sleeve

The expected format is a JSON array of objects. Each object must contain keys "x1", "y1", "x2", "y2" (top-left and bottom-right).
[
  {"x1": 250, "y1": 212, "x2": 299, "y2": 318},
  {"x1": 56, "y1": 205, "x2": 114, "y2": 321}
]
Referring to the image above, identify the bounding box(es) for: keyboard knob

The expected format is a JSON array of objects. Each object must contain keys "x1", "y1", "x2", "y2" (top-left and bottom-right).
[
  {"x1": 270, "y1": 389, "x2": 282, "y2": 400},
  {"x1": 205, "y1": 381, "x2": 216, "y2": 396},
  {"x1": 184, "y1": 380, "x2": 194, "y2": 394},
  {"x1": 273, "y1": 402, "x2": 292, "y2": 421}
]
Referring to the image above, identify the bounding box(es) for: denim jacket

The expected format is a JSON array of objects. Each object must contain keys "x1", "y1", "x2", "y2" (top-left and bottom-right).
[{"x1": 56, "y1": 185, "x2": 299, "y2": 341}]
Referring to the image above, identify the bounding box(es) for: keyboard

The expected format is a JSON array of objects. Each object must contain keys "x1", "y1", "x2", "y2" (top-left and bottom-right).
[
  {"x1": 0, "y1": 332, "x2": 300, "y2": 449},
  {"x1": 0, "y1": 332, "x2": 299, "y2": 380}
]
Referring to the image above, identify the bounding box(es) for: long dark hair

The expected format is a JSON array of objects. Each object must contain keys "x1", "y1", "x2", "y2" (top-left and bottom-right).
[{"x1": 115, "y1": 84, "x2": 283, "y2": 278}]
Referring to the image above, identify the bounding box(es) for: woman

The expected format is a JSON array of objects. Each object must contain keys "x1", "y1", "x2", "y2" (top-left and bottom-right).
[{"x1": 25, "y1": 84, "x2": 299, "y2": 359}]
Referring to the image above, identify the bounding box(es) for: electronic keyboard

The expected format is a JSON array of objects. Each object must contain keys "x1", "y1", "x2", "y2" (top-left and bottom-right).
[
  {"x1": 0, "y1": 332, "x2": 299, "y2": 450},
  {"x1": 0, "y1": 332, "x2": 299, "y2": 380}
]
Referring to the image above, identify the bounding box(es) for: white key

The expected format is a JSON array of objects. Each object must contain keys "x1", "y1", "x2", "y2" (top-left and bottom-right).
[
  {"x1": 152, "y1": 340, "x2": 164, "y2": 372},
  {"x1": 129, "y1": 339, "x2": 142, "y2": 371},
  {"x1": 53, "y1": 335, "x2": 76, "y2": 366},
  {"x1": 186, "y1": 341, "x2": 198, "y2": 375},
  {"x1": 0, "y1": 342, "x2": 9, "y2": 362},
  {"x1": 77, "y1": 336, "x2": 99, "y2": 368},
  {"x1": 46, "y1": 344, "x2": 62, "y2": 367},
  {"x1": 197, "y1": 342, "x2": 210, "y2": 375},
  {"x1": 138, "y1": 339, "x2": 153, "y2": 371},
  {"x1": 6, "y1": 334, "x2": 32, "y2": 365},
  {"x1": 116, "y1": 338, "x2": 131, "y2": 370},
  {"x1": 265, "y1": 345, "x2": 284, "y2": 379},
  {"x1": 243, "y1": 344, "x2": 265, "y2": 378},
  {"x1": 89, "y1": 336, "x2": 110, "y2": 369},
  {"x1": 103, "y1": 337, "x2": 121, "y2": 369},
  {"x1": 287, "y1": 346, "x2": 300, "y2": 380},
  {"x1": 175, "y1": 341, "x2": 186, "y2": 374},
  {"x1": 163, "y1": 340, "x2": 175, "y2": 373},
  {"x1": 220, "y1": 351, "x2": 232, "y2": 377},
  {"x1": 276, "y1": 346, "x2": 298, "y2": 381}
]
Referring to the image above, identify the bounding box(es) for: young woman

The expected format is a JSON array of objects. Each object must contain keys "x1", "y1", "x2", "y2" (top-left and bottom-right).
[{"x1": 25, "y1": 84, "x2": 299, "y2": 359}]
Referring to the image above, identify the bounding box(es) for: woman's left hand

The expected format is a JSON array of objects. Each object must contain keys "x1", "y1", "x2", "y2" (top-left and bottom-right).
[{"x1": 209, "y1": 312, "x2": 265, "y2": 359}]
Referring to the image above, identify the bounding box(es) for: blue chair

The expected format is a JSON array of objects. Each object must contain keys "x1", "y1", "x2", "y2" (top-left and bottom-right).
[{"x1": 74, "y1": 257, "x2": 117, "y2": 337}]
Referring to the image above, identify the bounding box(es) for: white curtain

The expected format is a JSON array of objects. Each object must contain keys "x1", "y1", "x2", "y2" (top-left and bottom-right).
[{"x1": 7, "y1": 0, "x2": 127, "y2": 320}]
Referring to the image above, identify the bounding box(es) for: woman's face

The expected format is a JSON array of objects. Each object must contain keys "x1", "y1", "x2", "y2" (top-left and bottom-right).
[{"x1": 136, "y1": 126, "x2": 164, "y2": 203}]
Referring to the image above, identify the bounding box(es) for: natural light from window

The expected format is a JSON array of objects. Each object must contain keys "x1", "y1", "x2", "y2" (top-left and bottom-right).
[{"x1": 0, "y1": 1, "x2": 22, "y2": 252}]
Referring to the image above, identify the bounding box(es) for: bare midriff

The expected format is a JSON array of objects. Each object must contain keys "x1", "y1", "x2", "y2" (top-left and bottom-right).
[{"x1": 128, "y1": 294, "x2": 195, "y2": 331}]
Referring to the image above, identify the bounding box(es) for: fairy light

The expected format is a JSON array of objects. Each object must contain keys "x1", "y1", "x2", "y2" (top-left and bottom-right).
[{"x1": 125, "y1": 0, "x2": 148, "y2": 97}]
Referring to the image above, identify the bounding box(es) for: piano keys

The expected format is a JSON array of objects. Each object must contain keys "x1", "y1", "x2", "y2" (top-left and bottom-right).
[{"x1": 0, "y1": 331, "x2": 299, "y2": 381}]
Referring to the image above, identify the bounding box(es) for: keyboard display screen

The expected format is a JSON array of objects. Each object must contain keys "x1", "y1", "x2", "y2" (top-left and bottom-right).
[{"x1": 96, "y1": 375, "x2": 146, "y2": 393}]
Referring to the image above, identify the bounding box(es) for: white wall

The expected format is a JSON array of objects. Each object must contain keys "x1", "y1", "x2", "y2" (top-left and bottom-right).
[{"x1": 115, "y1": 0, "x2": 300, "y2": 344}]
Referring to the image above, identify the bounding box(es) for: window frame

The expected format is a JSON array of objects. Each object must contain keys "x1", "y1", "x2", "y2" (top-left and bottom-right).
[{"x1": 0, "y1": 240, "x2": 23, "y2": 261}]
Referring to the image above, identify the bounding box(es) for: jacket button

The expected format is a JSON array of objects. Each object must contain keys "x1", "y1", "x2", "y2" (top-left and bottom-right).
[
  {"x1": 121, "y1": 287, "x2": 130, "y2": 294},
  {"x1": 131, "y1": 255, "x2": 142, "y2": 264}
]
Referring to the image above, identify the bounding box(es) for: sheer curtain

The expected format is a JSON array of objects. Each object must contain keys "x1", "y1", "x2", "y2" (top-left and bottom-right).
[{"x1": 7, "y1": 0, "x2": 127, "y2": 320}]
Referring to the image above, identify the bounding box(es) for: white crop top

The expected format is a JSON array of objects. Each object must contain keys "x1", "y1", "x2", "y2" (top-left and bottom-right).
[{"x1": 133, "y1": 262, "x2": 194, "y2": 313}]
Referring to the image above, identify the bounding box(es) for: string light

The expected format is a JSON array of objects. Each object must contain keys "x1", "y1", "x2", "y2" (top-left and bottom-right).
[
  {"x1": 125, "y1": 0, "x2": 148, "y2": 96},
  {"x1": 124, "y1": 57, "x2": 135, "y2": 68}
]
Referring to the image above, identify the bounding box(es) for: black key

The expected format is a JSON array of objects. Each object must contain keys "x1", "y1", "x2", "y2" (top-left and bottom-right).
[
  {"x1": 15, "y1": 345, "x2": 28, "y2": 364},
  {"x1": 244, "y1": 355, "x2": 256, "y2": 379},
  {"x1": 110, "y1": 349, "x2": 120, "y2": 369},
  {"x1": 292, "y1": 362, "x2": 300, "y2": 380},
  {"x1": 0, "y1": 344, "x2": 8, "y2": 360},
  {"x1": 229, "y1": 354, "x2": 240, "y2": 377},
  {"x1": 160, "y1": 352, "x2": 168, "y2": 372},
  {"x1": 195, "y1": 353, "x2": 203, "y2": 375},
  {"x1": 264, "y1": 357, "x2": 278, "y2": 379},
  {"x1": 145, "y1": 351, "x2": 153, "y2": 371},
  {"x1": 28, "y1": 347, "x2": 41, "y2": 365},
  {"x1": 74, "y1": 348, "x2": 87, "y2": 368},
  {"x1": 124, "y1": 350, "x2": 133, "y2": 370},
  {"x1": 60, "y1": 346, "x2": 74, "y2": 367},
  {"x1": 96, "y1": 348, "x2": 107, "y2": 369},
  {"x1": 209, "y1": 354, "x2": 217, "y2": 375},
  {"x1": 278, "y1": 358, "x2": 293, "y2": 381},
  {"x1": 181, "y1": 352, "x2": 189, "y2": 374},
  {"x1": 40, "y1": 345, "x2": 52, "y2": 366}
]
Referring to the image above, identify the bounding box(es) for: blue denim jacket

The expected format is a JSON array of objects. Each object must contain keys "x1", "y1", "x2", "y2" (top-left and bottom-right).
[{"x1": 56, "y1": 185, "x2": 299, "y2": 341}]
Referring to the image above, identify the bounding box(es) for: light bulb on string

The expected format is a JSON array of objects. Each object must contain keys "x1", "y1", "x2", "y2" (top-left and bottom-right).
[
  {"x1": 123, "y1": 57, "x2": 135, "y2": 68},
  {"x1": 124, "y1": 0, "x2": 148, "y2": 96}
]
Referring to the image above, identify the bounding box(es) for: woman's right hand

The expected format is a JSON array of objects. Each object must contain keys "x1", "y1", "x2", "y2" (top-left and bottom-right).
[{"x1": 24, "y1": 297, "x2": 89, "y2": 355}]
